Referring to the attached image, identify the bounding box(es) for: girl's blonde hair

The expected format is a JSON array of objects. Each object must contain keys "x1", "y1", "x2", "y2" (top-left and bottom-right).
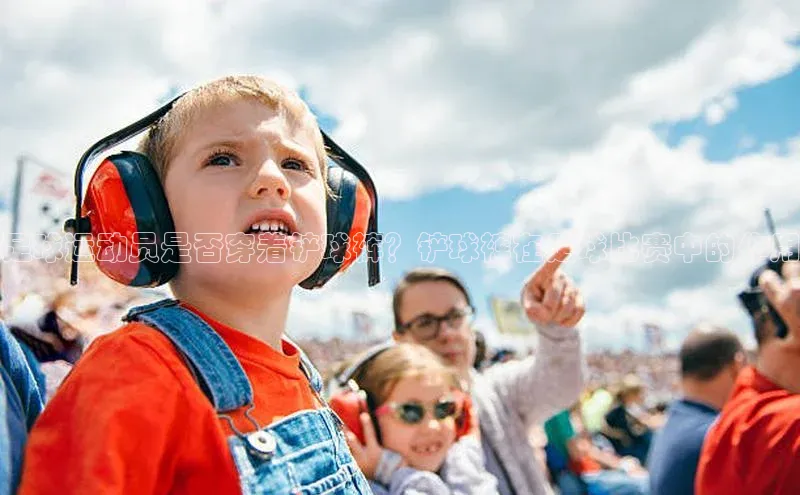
[
  {"x1": 137, "y1": 75, "x2": 328, "y2": 183},
  {"x1": 350, "y1": 343, "x2": 461, "y2": 406}
]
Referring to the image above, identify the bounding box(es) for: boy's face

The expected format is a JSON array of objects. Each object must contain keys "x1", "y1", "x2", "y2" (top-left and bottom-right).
[{"x1": 163, "y1": 97, "x2": 327, "y2": 292}]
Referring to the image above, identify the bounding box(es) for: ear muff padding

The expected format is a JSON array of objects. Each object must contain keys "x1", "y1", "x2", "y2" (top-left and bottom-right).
[
  {"x1": 83, "y1": 151, "x2": 178, "y2": 287},
  {"x1": 300, "y1": 164, "x2": 372, "y2": 290}
]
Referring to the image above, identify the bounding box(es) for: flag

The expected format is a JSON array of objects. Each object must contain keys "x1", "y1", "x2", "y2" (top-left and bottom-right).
[
  {"x1": 643, "y1": 323, "x2": 663, "y2": 354},
  {"x1": 8, "y1": 156, "x2": 73, "y2": 260},
  {"x1": 488, "y1": 296, "x2": 537, "y2": 335}
]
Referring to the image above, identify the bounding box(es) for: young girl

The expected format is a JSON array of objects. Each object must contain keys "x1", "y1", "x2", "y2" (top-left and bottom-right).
[{"x1": 342, "y1": 343, "x2": 499, "y2": 494}]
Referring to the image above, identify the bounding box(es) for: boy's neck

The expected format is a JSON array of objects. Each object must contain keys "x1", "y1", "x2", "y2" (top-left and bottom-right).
[{"x1": 171, "y1": 280, "x2": 291, "y2": 353}]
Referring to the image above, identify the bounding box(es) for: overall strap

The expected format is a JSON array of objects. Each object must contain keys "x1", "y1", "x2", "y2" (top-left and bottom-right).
[
  {"x1": 285, "y1": 335, "x2": 324, "y2": 395},
  {"x1": 123, "y1": 298, "x2": 253, "y2": 412}
]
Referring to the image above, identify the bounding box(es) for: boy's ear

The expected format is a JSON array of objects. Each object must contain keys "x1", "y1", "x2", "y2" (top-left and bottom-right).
[{"x1": 79, "y1": 151, "x2": 179, "y2": 287}]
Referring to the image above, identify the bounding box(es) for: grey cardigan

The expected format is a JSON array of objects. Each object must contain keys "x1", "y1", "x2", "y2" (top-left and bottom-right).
[{"x1": 470, "y1": 324, "x2": 585, "y2": 495}]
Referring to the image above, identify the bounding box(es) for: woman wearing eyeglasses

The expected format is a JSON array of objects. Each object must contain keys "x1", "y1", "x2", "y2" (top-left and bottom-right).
[{"x1": 343, "y1": 343, "x2": 499, "y2": 495}]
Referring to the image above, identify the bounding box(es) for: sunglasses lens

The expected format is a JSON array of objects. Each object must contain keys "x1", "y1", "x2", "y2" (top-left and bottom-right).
[
  {"x1": 435, "y1": 400, "x2": 457, "y2": 419},
  {"x1": 398, "y1": 404, "x2": 425, "y2": 424}
]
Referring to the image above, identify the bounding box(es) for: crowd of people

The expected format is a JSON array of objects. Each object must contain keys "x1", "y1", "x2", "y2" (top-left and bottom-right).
[
  {"x1": 0, "y1": 258, "x2": 685, "y2": 411},
  {"x1": 2, "y1": 75, "x2": 798, "y2": 495}
]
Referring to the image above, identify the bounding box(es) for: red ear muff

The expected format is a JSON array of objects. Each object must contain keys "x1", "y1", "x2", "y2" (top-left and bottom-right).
[
  {"x1": 341, "y1": 181, "x2": 372, "y2": 272},
  {"x1": 328, "y1": 380, "x2": 370, "y2": 444},
  {"x1": 81, "y1": 152, "x2": 178, "y2": 287},
  {"x1": 453, "y1": 390, "x2": 474, "y2": 440},
  {"x1": 328, "y1": 341, "x2": 395, "y2": 444}
]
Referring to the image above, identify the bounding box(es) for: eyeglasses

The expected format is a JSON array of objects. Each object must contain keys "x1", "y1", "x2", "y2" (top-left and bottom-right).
[
  {"x1": 398, "y1": 306, "x2": 474, "y2": 341},
  {"x1": 375, "y1": 398, "x2": 459, "y2": 425}
]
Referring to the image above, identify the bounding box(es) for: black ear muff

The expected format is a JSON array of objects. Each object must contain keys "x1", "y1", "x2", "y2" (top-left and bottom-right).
[
  {"x1": 299, "y1": 132, "x2": 381, "y2": 290},
  {"x1": 300, "y1": 164, "x2": 370, "y2": 289},
  {"x1": 80, "y1": 151, "x2": 179, "y2": 287}
]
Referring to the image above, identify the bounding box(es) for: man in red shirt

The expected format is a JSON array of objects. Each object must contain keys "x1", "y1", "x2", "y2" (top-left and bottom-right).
[{"x1": 695, "y1": 255, "x2": 800, "y2": 494}]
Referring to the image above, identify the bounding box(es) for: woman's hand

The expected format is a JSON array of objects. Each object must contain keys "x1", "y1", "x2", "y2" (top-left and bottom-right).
[{"x1": 521, "y1": 247, "x2": 585, "y2": 329}]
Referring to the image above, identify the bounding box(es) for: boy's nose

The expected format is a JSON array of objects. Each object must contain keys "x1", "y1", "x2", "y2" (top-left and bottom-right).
[{"x1": 248, "y1": 161, "x2": 290, "y2": 200}]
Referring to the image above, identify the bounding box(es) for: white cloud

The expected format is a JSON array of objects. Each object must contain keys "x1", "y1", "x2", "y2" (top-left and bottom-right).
[
  {"x1": 479, "y1": 0, "x2": 800, "y2": 351},
  {"x1": 3, "y1": 0, "x2": 798, "y2": 203},
  {"x1": 287, "y1": 257, "x2": 394, "y2": 340},
  {"x1": 452, "y1": 2, "x2": 513, "y2": 51},
  {"x1": 490, "y1": 125, "x2": 800, "y2": 351},
  {"x1": 704, "y1": 94, "x2": 739, "y2": 125},
  {"x1": 602, "y1": 0, "x2": 800, "y2": 125}
]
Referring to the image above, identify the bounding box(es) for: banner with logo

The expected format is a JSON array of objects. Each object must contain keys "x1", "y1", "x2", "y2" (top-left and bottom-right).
[{"x1": 8, "y1": 156, "x2": 73, "y2": 260}]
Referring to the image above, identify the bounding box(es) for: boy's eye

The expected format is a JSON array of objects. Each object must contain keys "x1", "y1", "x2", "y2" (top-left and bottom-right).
[
  {"x1": 206, "y1": 153, "x2": 239, "y2": 167},
  {"x1": 282, "y1": 158, "x2": 311, "y2": 173}
]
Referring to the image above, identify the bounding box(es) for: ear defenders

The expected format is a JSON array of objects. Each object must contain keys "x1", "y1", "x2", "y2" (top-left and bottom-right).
[
  {"x1": 63, "y1": 92, "x2": 382, "y2": 290},
  {"x1": 328, "y1": 341, "x2": 473, "y2": 445},
  {"x1": 328, "y1": 341, "x2": 395, "y2": 444}
]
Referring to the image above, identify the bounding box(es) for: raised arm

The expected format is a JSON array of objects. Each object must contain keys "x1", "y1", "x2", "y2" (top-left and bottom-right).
[{"x1": 484, "y1": 247, "x2": 586, "y2": 427}]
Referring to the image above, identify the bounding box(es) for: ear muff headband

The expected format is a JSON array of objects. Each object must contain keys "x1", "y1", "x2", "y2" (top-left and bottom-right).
[
  {"x1": 64, "y1": 92, "x2": 382, "y2": 289},
  {"x1": 64, "y1": 93, "x2": 185, "y2": 286},
  {"x1": 321, "y1": 131, "x2": 381, "y2": 287},
  {"x1": 328, "y1": 341, "x2": 395, "y2": 444},
  {"x1": 336, "y1": 340, "x2": 396, "y2": 387}
]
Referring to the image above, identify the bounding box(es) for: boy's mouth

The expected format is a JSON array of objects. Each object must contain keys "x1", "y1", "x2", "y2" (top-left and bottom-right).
[
  {"x1": 242, "y1": 210, "x2": 299, "y2": 237},
  {"x1": 244, "y1": 221, "x2": 294, "y2": 236}
]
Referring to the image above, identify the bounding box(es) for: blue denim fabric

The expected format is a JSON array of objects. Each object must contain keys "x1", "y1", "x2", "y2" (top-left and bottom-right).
[
  {"x1": 124, "y1": 299, "x2": 372, "y2": 495},
  {"x1": 1, "y1": 322, "x2": 45, "y2": 495},
  {"x1": 14, "y1": 341, "x2": 46, "y2": 401}
]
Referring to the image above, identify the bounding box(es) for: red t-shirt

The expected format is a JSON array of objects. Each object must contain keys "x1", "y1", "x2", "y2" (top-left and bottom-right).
[
  {"x1": 695, "y1": 366, "x2": 800, "y2": 495},
  {"x1": 18, "y1": 303, "x2": 320, "y2": 495}
]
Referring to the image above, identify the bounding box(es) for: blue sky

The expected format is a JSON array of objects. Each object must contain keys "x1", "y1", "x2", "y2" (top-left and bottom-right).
[
  {"x1": 302, "y1": 86, "x2": 545, "y2": 335},
  {"x1": 657, "y1": 61, "x2": 800, "y2": 162}
]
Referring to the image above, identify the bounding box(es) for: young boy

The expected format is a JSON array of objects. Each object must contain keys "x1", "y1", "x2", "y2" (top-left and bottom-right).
[{"x1": 17, "y1": 76, "x2": 373, "y2": 494}]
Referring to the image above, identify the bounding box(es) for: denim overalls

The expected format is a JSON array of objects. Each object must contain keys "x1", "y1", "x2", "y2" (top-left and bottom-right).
[{"x1": 123, "y1": 299, "x2": 373, "y2": 495}]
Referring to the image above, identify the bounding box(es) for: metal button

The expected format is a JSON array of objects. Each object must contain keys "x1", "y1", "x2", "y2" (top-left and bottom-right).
[{"x1": 246, "y1": 430, "x2": 276, "y2": 458}]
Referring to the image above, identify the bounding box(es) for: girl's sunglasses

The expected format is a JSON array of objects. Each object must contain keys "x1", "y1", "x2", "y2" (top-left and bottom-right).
[{"x1": 375, "y1": 398, "x2": 459, "y2": 425}]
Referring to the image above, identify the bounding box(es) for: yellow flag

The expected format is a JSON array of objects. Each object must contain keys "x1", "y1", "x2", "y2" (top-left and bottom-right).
[{"x1": 488, "y1": 296, "x2": 537, "y2": 335}]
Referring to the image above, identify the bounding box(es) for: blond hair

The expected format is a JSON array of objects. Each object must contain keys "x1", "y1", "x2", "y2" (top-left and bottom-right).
[
  {"x1": 350, "y1": 343, "x2": 460, "y2": 406},
  {"x1": 137, "y1": 75, "x2": 328, "y2": 183}
]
